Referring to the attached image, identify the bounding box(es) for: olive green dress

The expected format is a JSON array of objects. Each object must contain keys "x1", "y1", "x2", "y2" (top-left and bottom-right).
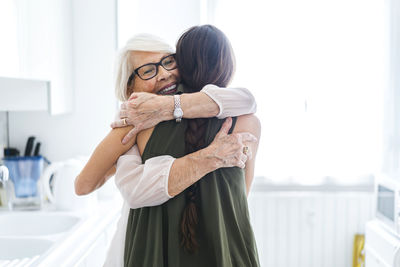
[{"x1": 124, "y1": 116, "x2": 260, "y2": 267}]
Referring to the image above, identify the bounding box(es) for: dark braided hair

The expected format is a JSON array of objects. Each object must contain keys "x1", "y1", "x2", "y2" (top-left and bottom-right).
[{"x1": 175, "y1": 25, "x2": 236, "y2": 253}]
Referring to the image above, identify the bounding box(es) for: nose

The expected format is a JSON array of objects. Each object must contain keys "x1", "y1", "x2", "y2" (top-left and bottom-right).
[{"x1": 156, "y1": 65, "x2": 171, "y2": 81}]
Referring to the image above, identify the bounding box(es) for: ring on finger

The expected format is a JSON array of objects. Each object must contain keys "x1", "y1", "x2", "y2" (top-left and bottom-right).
[
  {"x1": 122, "y1": 118, "x2": 127, "y2": 126},
  {"x1": 243, "y1": 146, "x2": 249, "y2": 154}
]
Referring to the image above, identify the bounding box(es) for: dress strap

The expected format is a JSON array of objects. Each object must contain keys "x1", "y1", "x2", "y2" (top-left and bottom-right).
[{"x1": 228, "y1": 117, "x2": 237, "y2": 134}]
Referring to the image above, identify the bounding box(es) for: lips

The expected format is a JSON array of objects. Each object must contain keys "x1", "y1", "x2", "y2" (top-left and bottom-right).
[{"x1": 157, "y1": 83, "x2": 177, "y2": 95}]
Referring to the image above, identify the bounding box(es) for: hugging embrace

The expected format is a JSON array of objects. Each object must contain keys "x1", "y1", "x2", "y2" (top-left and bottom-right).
[{"x1": 75, "y1": 24, "x2": 261, "y2": 267}]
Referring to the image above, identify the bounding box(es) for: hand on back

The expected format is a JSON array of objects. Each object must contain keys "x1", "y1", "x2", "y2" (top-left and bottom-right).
[{"x1": 209, "y1": 117, "x2": 257, "y2": 169}]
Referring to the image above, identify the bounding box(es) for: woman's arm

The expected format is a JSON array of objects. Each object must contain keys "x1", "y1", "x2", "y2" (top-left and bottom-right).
[
  {"x1": 232, "y1": 114, "x2": 261, "y2": 196},
  {"x1": 114, "y1": 145, "x2": 175, "y2": 208},
  {"x1": 76, "y1": 86, "x2": 257, "y2": 197},
  {"x1": 179, "y1": 85, "x2": 257, "y2": 119},
  {"x1": 112, "y1": 86, "x2": 257, "y2": 144},
  {"x1": 136, "y1": 118, "x2": 257, "y2": 197},
  {"x1": 200, "y1": 84, "x2": 257, "y2": 119},
  {"x1": 74, "y1": 126, "x2": 135, "y2": 195},
  {"x1": 113, "y1": 118, "x2": 257, "y2": 209}
]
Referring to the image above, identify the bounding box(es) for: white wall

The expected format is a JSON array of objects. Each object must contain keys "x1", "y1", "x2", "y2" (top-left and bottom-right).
[
  {"x1": 5, "y1": 0, "x2": 117, "y2": 162},
  {"x1": 2, "y1": 0, "x2": 204, "y2": 163},
  {"x1": 117, "y1": 0, "x2": 202, "y2": 48},
  {"x1": 248, "y1": 189, "x2": 373, "y2": 267}
]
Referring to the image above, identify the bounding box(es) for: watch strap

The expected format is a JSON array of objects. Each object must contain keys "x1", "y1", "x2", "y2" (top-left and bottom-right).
[{"x1": 173, "y1": 95, "x2": 183, "y2": 122}]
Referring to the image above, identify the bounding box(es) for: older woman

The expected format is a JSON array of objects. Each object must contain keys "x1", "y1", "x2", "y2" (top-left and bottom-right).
[
  {"x1": 75, "y1": 34, "x2": 256, "y2": 198},
  {"x1": 122, "y1": 25, "x2": 260, "y2": 266}
]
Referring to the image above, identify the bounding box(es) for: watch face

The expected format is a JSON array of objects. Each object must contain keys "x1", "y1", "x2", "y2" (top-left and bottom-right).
[{"x1": 174, "y1": 108, "x2": 183, "y2": 118}]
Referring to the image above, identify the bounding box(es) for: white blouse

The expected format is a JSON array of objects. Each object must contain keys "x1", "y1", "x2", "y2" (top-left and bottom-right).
[{"x1": 103, "y1": 85, "x2": 256, "y2": 267}]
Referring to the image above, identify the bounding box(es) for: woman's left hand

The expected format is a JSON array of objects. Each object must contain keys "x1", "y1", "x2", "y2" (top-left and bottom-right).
[{"x1": 111, "y1": 92, "x2": 172, "y2": 144}]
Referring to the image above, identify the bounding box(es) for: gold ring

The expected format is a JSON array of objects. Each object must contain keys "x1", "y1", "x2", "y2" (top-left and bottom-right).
[
  {"x1": 122, "y1": 118, "x2": 127, "y2": 126},
  {"x1": 243, "y1": 146, "x2": 249, "y2": 154}
]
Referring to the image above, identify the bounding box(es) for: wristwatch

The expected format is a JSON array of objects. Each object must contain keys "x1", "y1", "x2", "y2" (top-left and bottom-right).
[{"x1": 173, "y1": 95, "x2": 183, "y2": 122}]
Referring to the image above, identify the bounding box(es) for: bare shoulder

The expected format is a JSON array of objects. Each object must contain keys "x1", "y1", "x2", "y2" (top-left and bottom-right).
[
  {"x1": 137, "y1": 127, "x2": 155, "y2": 155},
  {"x1": 233, "y1": 114, "x2": 261, "y2": 139}
]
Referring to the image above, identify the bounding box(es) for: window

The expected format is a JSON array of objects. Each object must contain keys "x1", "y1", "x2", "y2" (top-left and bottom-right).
[{"x1": 211, "y1": 0, "x2": 385, "y2": 182}]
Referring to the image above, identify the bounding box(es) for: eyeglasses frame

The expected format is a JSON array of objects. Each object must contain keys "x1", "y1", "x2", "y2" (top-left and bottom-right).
[{"x1": 127, "y1": 53, "x2": 177, "y2": 84}]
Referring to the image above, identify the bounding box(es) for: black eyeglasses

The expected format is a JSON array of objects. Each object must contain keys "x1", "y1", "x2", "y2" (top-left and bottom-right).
[{"x1": 127, "y1": 54, "x2": 177, "y2": 83}]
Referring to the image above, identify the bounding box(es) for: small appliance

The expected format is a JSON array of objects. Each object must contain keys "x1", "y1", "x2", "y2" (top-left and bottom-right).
[
  {"x1": 42, "y1": 158, "x2": 97, "y2": 211},
  {"x1": 3, "y1": 156, "x2": 44, "y2": 210},
  {"x1": 375, "y1": 174, "x2": 400, "y2": 237}
]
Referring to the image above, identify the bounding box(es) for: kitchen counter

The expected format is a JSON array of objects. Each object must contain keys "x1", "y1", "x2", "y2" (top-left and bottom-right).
[
  {"x1": 0, "y1": 195, "x2": 123, "y2": 267},
  {"x1": 36, "y1": 195, "x2": 122, "y2": 267}
]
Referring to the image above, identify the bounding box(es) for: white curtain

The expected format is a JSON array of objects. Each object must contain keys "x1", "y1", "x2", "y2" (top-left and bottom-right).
[
  {"x1": 382, "y1": 0, "x2": 400, "y2": 178},
  {"x1": 209, "y1": 0, "x2": 386, "y2": 183}
]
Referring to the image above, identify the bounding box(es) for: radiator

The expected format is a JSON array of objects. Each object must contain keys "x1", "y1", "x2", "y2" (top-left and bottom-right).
[{"x1": 247, "y1": 189, "x2": 374, "y2": 267}]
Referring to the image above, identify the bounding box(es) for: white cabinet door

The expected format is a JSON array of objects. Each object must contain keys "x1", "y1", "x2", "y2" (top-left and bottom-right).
[
  {"x1": 0, "y1": 1, "x2": 20, "y2": 78},
  {"x1": 0, "y1": 0, "x2": 74, "y2": 115},
  {"x1": 84, "y1": 233, "x2": 108, "y2": 267},
  {"x1": 365, "y1": 248, "x2": 392, "y2": 267},
  {"x1": 17, "y1": 0, "x2": 74, "y2": 115},
  {"x1": 0, "y1": 77, "x2": 49, "y2": 111},
  {"x1": 365, "y1": 221, "x2": 400, "y2": 267}
]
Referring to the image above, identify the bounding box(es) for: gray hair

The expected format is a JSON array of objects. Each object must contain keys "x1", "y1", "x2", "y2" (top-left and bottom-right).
[{"x1": 114, "y1": 33, "x2": 175, "y2": 101}]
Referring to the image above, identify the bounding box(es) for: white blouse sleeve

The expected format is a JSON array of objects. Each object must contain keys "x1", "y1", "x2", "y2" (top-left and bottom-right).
[
  {"x1": 114, "y1": 85, "x2": 256, "y2": 209},
  {"x1": 114, "y1": 145, "x2": 175, "y2": 209},
  {"x1": 201, "y1": 84, "x2": 257, "y2": 119}
]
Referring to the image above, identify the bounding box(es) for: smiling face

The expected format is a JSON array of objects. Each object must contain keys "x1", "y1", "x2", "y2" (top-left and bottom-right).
[{"x1": 127, "y1": 51, "x2": 180, "y2": 97}]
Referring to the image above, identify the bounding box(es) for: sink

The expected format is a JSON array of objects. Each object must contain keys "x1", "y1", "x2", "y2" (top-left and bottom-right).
[
  {"x1": 0, "y1": 212, "x2": 81, "y2": 236},
  {"x1": 0, "y1": 212, "x2": 82, "y2": 262},
  {"x1": 0, "y1": 237, "x2": 54, "y2": 260}
]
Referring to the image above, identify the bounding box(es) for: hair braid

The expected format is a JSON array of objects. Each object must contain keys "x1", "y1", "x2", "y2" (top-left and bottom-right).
[
  {"x1": 180, "y1": 118, "x2": 208, "y2": 253},
  {"x1": 176, "y1": 25, "x2": 235, "y2": 254}
]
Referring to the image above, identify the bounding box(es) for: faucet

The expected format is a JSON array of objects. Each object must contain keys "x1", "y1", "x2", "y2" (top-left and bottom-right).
[
  {"x1": 0, "y1": 165, "x2": 9, "y2": 183},
  {"x1": 0, "y1": 165, "x2": 9, "y2": 207}
]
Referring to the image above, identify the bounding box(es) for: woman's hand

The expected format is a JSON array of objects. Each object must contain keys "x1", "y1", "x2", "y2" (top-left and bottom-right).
[
  {"x1": 111, "y1": 92, "x2": 173, "y2": 144},
  {"x1": 166, "y1": 117, "x2": 257, "y2": 197},
  {"x1": 206, "y1": 117, "x2": 257, "y2": 169}
]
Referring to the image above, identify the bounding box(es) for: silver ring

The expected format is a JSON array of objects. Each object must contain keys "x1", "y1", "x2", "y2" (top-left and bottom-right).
[{"x1": 122, "y1": 118, "x2": 127, "y2": 126}]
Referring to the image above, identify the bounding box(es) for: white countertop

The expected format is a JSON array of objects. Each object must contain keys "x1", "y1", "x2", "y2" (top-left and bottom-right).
[
  {"x1": 35, "y1": 195, "x2": 122, "y2": 267},
  {"x1": 0, "y1": 195, "x2": 123, "y2": 267}
]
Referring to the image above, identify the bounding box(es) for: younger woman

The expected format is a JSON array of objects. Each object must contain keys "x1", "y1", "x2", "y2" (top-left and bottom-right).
[{"x1": 124, "y1": 25, "x2": 260, "y2": 266}]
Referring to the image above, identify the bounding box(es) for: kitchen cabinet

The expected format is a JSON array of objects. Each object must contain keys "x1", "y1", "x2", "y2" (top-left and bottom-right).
[
  {"x1": 75, "y1": 219, "x2": 118, "y2": 267},
  {"x1": 32, "y1": 196, "x2": 122, "y2": 267},
  {"x1": 365, "y1": 220, "x2": 400, "y2": 267},
  {"x1": 0, "y1": 0, "x2": 74, "y2": 115},
  {"x1": 0, "y1": 77, "x2": 50, "y2": 111}
]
